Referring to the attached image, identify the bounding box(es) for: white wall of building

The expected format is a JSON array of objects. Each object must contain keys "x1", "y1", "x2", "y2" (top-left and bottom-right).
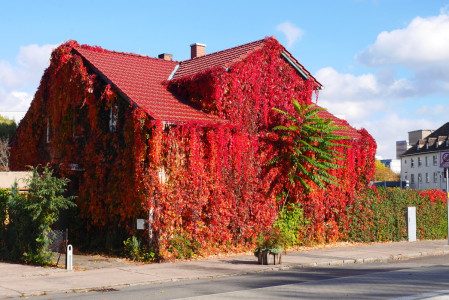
[{"x1": 401, "y1": 152, "x2": 445, "y2": 190}]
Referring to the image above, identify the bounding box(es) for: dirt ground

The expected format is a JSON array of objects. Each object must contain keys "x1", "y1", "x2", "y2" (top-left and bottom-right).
[{"x1": 53, "y1": 252, "x2": 142, "y2": 270}]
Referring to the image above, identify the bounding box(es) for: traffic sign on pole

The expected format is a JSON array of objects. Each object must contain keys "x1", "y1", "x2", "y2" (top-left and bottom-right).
[
  {"x1": 446, "y1": 167, "x2": 449, "y2": 245},
  {"x1": 440, "y1": 152, "x2": 449, "y2": 245},
  {"x1": 440, "y1": 151, "x2": 449, "y2": 168}
]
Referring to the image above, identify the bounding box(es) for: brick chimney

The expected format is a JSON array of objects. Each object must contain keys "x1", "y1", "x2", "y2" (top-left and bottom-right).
[
  {"x1": 158, "y1": 53, "x2": 173, "y2": 61},
  {"x1": 190, "y1": 43, "x2": 206, "y2": 59}
]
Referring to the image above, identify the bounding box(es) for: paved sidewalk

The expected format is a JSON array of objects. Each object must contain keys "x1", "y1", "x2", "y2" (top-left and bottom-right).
[{"x1": 1, "y1": 240, "x2": 448, "y2": 298}]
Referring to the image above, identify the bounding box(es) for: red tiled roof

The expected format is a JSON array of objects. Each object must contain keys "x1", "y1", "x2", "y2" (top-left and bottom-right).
[
  {"x1": 173, "y1": 37, "x2": 322, "y2": 88},
  {"x1": 74, "y1": 47, "x2": 223, "y2": 124},
  {"x1": 316, "y1": 108, "x2": 361, "y2": 139},
  {"x1": 73, "y1": 39, "x2": 331, "y2": 130},
  {"x1": 173, "y1": 39, "x2": 266, "y2": 79}
]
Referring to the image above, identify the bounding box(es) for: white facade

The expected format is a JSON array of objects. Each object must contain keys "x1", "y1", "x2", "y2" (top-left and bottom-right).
[{"x1": 401, "y1": 152, "x2": 445, "y2": 190}]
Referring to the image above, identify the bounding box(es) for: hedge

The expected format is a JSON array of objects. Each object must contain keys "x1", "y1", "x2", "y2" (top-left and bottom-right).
[{"x1": 344, "y1": 187, "x2": 447, "y2": 242}]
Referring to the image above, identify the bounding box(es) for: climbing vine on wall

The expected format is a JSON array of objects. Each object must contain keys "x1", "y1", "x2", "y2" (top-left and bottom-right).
[{"x1": 10, "y1": 37, "x2": 377, "y2": 257}]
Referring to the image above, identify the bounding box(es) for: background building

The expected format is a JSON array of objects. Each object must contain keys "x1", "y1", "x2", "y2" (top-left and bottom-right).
[{"x1": 400, "y1": 124, "x2": 449, "y2": 190}]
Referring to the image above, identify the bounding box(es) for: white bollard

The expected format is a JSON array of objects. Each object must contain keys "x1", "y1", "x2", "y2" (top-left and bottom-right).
[
  {"x1": 407, "y1": 207, "x2": 416, "y2": 242},
  {"x1": 66, "y1": 244, "x2": 73, "y2": 270}
]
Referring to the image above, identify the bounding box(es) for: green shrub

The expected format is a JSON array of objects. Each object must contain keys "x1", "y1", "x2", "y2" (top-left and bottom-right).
[
  {"x1": 167, "y1": 233, "x2": 200, "y2": 259},
  {"x1": 123, "y1": 236, "x2": 141, "y2": 260},
  {"x1": 0, "y1": 189, "x2": 8, "y2": 250},
  {"x1": 346, "y1": 187, "x2": 447, "y2": 242},
  {"x1": 123, "y1": 236, "x2": 157, "y2": 262},
  {"x1": 273, "y1": 203, "x2": 309, "y2": 247},
  {"x1": 0, "y1": 165, "x2": 75, "y2": 265},
  {"x1": 254, "y1": 227, "x2": 285, "y2": 256}
]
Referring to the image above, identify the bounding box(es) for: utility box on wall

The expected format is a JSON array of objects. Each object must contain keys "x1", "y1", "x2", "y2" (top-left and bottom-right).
[
  {"x1": 407, "y1": 207, "x2": 416, "y2": 242},
  {"x1": 136, "y1": 219, "x2": 145, "y2": 230}
]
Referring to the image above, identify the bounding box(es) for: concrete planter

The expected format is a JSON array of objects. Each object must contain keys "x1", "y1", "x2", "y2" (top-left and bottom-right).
[{"x1": 257, "y1": 250, "x2": 282, "y2": 265}]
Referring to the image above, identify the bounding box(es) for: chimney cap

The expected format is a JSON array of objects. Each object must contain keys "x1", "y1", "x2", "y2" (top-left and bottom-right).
[
  {"x1": 158, "y1": 53, "x2": 173, "y2": 61},
  {"x1": 190, "y1": 43, "x2": 206, "y2": 47},
  {"x1": 190, "y1": 43, "x2": 206, "y2": 59}
]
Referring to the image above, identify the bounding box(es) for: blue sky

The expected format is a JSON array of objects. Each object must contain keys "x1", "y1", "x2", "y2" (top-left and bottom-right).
[{"x1": 1, "y1": 0, "x2": 449, "y2": 159}]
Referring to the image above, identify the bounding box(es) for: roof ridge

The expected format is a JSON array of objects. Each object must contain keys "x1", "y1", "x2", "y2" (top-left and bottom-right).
[
  {"x1": 77, "y1": 45, "x2": 180, "y2": 63},
  {"x1": 180, "y1": 37, "x2": 268, "y2": 64}
]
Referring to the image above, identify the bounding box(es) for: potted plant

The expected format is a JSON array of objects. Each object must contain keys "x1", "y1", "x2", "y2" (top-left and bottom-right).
[{"x1": 254, "y1": 228, "x2": 284, "y2": 265}]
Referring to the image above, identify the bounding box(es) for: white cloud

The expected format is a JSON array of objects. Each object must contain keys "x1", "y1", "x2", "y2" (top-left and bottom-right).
[
  {"x1": 360, "y1": 113, "x2": 438, "y2": 159},
  {"x1": 357, "y1": 12, "x2": 449, "y2": 69},
  {"x1": 414, "y1": 103, "x2": 449, "y2": 118},
  {"x1": 314, "y1": 67, "x2": 446, "y2": 158},
  {"x1": 0, "y1": 43, "x2": 57, "y2": 115},
  {"x1": 315, "y1": 67, "x2": 417, "y2": 122},
  {"x1": 276, "y1": 21, "x2": 304, "y2": 48},
  {"x1": 18, "y1": 44, "x2": 55, "y2": 74},
  {"x1": 315, "y1": 9, "x2": 449, "y2": 159},
  {"x1": 0, "y1": 88, "x2": 33, "y2": 112}
]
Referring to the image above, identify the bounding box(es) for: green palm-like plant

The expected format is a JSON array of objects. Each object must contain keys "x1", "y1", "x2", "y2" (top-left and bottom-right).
[{"x1": 270, "y1": 99, "x2": 350, "y2": 193}]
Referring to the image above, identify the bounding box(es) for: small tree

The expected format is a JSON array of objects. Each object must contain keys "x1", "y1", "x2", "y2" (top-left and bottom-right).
[
  {"x1": 270, "y1": 99, "x2": 350, "y2": 194},
  {"x1": 4, "y1": 165, "x2": 75, "y2": 264},
  {"x1": 0, "y1": 115, "x2": 17, "y2": 140},
  {"x1": 0, "y1": 114, "x2": 17, "y2": 171},
  {"x1": 374, "y1": 160, "x2": 400, "y2": 181},
  {"x1": 0, "y1": 138, "x2": 10, "y2": 171}
]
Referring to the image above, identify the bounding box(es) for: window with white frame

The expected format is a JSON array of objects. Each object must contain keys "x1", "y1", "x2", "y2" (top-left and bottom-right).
[
  {"x1": 411, "y1": 174, "x2": 415, "y2": 184},
  {"x1": 411, "y1": 158, "x2": 414, "y2": 168},
  {"x1": 425, "y1": 156, "x2": 429, "y2": 167},
  {"x1": 418, "y1": 173, "x2": 422, "y2": 183},
  {"x1": 425, "y1": 173, "x2": 429, "y2": 183},
  {"x1": 434, "y1": 172, "x2": 438, "y2": 183},
  {"x1": 418, "y1": 157, "x2": 422, "y2": 167},
  {"x1": 433, "y1": 155, "x2": 438, "y2": 166}
]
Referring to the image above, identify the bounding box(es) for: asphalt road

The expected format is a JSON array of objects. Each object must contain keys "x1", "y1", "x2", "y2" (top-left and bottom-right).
[{"x1": 23, "y1": 254, "x2": 449, "y2": 299}]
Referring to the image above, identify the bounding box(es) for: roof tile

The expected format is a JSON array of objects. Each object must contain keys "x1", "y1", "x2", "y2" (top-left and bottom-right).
[{"x1": 74, "y1": 47, "x2": 223, "y2": 124}]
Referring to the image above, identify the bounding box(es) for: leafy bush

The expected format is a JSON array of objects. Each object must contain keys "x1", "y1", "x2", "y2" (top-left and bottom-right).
[
  {"x1": 167, "y1": 233, "x2": 200, "y2": 259},
  {"x1": 0, "y1": 165, "x2": 75, "y2": 265},
  {"x1": 345, "y1": 187, "x2": 447, "y2": 242},
  {"x1": 0, "y1": 189, "x2": 8, "y2": 244},
  {"x1": 0, "y1": 115, "x2": 17, "y2": 140},
  {"x1": 254, "y1": 227, "x2": 286, "y2": 256},
  {"x1": 123, "y1": 236, "x2": 141, "y2": 261},
  {"x1": 273, "y1": 202, "x2": 309, "y2": 247},
  {"x1": 123, "y1": 236, "x2": 157, "y2": 262}
]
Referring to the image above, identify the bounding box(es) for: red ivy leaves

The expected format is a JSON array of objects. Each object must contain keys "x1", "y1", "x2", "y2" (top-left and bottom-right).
[{"x1": 10, "y1": 38, "x2": 377, "y2": 256}]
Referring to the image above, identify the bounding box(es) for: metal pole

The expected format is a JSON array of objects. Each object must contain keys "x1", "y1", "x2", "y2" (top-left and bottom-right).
[{"x1": 446, "y1": 168, "x2": 449, "y2": 245}]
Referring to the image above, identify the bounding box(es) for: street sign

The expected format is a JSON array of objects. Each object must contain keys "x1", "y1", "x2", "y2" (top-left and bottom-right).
[{"x1": 440, "y1": 151, "x2": 449, "y2": 168}]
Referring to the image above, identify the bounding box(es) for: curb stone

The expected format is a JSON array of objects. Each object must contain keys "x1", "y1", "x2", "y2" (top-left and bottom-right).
[{"x1": 2, "y1": 240, "x2": 449, "y2": 299}]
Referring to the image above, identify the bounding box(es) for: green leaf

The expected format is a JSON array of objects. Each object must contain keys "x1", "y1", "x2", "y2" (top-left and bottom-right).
[{"x1": 270, "y1": 100, "x2": 351, "y2": 194}]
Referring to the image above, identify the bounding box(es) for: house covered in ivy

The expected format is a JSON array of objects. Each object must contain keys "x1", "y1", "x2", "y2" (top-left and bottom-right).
[{"x1": 10, "y1": 37, "x2": 376, "y2": 256}]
